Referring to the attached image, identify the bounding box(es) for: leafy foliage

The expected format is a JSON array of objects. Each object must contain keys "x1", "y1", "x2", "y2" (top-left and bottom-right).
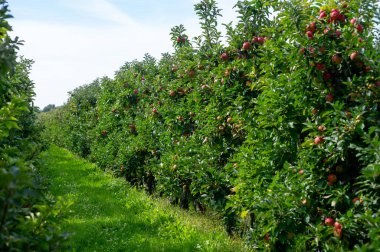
[{"x1": 0, "y1": 1, "x2": 66, "y2": 251}]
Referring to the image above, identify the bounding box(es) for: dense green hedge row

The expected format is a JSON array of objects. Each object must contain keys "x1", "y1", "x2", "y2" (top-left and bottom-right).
[
  {"x1": 39, "y1": 0, "x2": 379, "y2": 250},
  {"x1": 0, "y1": 1, "x2": 65, "y2": 251}
]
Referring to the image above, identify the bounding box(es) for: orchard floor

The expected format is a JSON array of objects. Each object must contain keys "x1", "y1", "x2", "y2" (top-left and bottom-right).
[{"x1": 40, "y1": 146, "x2": 248, "y2": 252}]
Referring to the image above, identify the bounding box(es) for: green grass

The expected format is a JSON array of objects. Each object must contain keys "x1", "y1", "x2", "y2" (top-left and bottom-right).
[{"x1": 39, "y1": 146, "x2": 248, "y2": 252}]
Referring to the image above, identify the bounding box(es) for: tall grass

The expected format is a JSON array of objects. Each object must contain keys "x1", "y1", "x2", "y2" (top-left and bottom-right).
[{"x1": 40, "y1": 146, "x2": 248, "y2": 251}]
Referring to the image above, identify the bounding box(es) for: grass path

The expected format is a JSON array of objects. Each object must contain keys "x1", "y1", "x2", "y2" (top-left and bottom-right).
[{"x1": 39, "y1": 146, "x2": 247, "y2": 252}]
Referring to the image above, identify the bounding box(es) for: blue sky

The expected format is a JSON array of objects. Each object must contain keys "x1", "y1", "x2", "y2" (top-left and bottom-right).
[{"x1": 9, "y1": 0, "x2": 237, "y2": 108}]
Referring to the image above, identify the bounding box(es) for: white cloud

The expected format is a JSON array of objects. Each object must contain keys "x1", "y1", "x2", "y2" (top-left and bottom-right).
[
  {"x1": 12, "y1": 20, "x2": 174, "y2": 108},
  {"x1": 63, "y1": 0, "x2": 137, "y2": 26}
]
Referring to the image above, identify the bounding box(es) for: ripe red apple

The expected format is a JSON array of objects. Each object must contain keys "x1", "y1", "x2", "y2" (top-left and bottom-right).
[
  {"x1": 326, "y1": 93, "x2": 334, "y2": 102},
  {"x1": 334, "y1": 221, "x2": 342, "y2": 230},
  {"x1": 314, "y1": 136, "x2": 324, "y2": 144},
  {"x1": 330, "y1": 9, "x2": 340, "y2": 21},
  {"x1": 334, "y1": 229, "x2": 343, "y2": 239},
  {"x1": 332, "y1": 54, "x2": 342, "y2": 64},
  {"x1": 242, "y1": 41, "x2": 251, "y2": 50},
  {"x1": 307, "y1": 22, "x2": 316, "y2": 32},
  {"x1": 334, "y1": 222, "x2": 343, "y2": 239},
  {"x1": 319, "y1": 10, "x2": 327, "y2": 19},
  {"x1": 335, "y1": 30, "x2": 342, "y2": 37},
  {"x1": 169, "y1": 90, "x2": 175, "y2": 97},
  {"x1": 133, "y1": 89, "x2": 139, "y2": 94},
  {"x1": 325, "y1": 217, "x2": 334, "y2": 226},
  {"x1": 257, "y1": 37, "x2": 265, "y2": 44},
  {"x1": 350, "y1": 18, "x2": 357, "y2": 25},
  {"x1": 298, "y1": 169, "x2": 304, "y2": 175},
  {"x1": 264, "y1": 233, "x2": 270, "y2": 242},
  {"x1": 152, "y1": 108, "x2": 158, "y2": 114},
  {"x1": 252, "y1": 36, "x2": 259, "y2": 43},
  {"x1": 338, "y1": 13, "x2": 346, "y2": 22},
  {"x1": 318, "y1": 125, "x2": 326, "y2": 132},
  {"x1": 358, "y1": 37, "x2": 363, "y2": 43},
  {"x1": 299, "y1": 47, "x2": 305, "y2": 55},
  {"x1": 328, "y1": 174, "x2": 337, "y2": 183},
  {"x1": 323, "y1": 72, "x2": 332, "y2": 81},
  {"x1": 306, "y1": 31, "x2": 313, "y2": 39},
  {"x1": 350, "y1": 51, "x2": 359, "y2": 61},
  {"x1": 316, "y1": 63, "x2": 325, "y2": 71},
  {"x1": 356, "y1": 24, "x2": 363, "y2": 33},
  {"x1": 220, "y1": 52, "x2": 229, "y2": 61}
]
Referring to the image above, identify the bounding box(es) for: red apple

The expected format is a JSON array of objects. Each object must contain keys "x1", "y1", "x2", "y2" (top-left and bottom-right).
[
  {"x1": 316, "y1": 63, "x2": 325, "y2": 71},
  {"x1": 264, "y1": 233, "x2": 270, "y2": 242},
  {"x1": 220, "y1": 52, "x2": 229, "y2": 61},
  {"x1": 242, "y1": 41, "x2": 251, "y2": 50},
  {"x1": 319, "y1": 10, "x2": 327, "y2": 19},
  {"x1": 314, "y1": 136, "x2": 324, "y2": 144},
  {"x1": 350, "y1": 51, "x2": 359, "y2": 61},
  {"x1": 318, "y1": 125, "x2": 326, "y2": 132},
  {"x1": 332, "y1": 54, "x2": 342, "y2": 64},
  {"x1": 335, "y1": 30, "x2": 342, "y2": 37},
  {"x1": 330, "y1": 9, "x2": 340, "y2": 21},
  {"x1": 334, "y1": 221, "x2": 342, "y2": 230},
  {"x1": 326, "y1": 93, "x2": 334, "y2": 102},
  {"x1": 323, "y1": 72, "x2": 332, "y2": 81},
  {"x1": 298, "y1": 169, "x2": 304, "y2": 175},
  {"x1": 133, "y1": 89, "x2": 139, "y2": 94},
  {"x1": 338, "y1": 14, "x2": 346, "y2": 22},
  {"x1": 334, "y1": 222, "x2": 343, "y2": 239},
  {"x1": 328, "y1": 174, "x2": 337, "y2": 183},
  {"x1": 152, "y1": 108, "x2": 158, "y2": 114},
  {"x1": 169, "y1": 90, "x2": 175, "y2": 97},
  {"x1": 252, "y1": 36, "x2": 259, "y2": 43},
  {"x1": 356, "y1": 24, "x2": 363, "y2": 33},
  {"x1": 325, "y1": 217, "x2": 334, "y2": 226},
  {"x1": 307, "y1": 22, "x2": 316, "y2": 32},
  {"x1": 350, "y1": 18, "x2": 357, "y2": 25},
  {"x1": 306, "y1": 31, "x2": 313, "y2": 39},
  {"x1": 257, "y1": 37, "x2": 265, "y2": 44}
]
